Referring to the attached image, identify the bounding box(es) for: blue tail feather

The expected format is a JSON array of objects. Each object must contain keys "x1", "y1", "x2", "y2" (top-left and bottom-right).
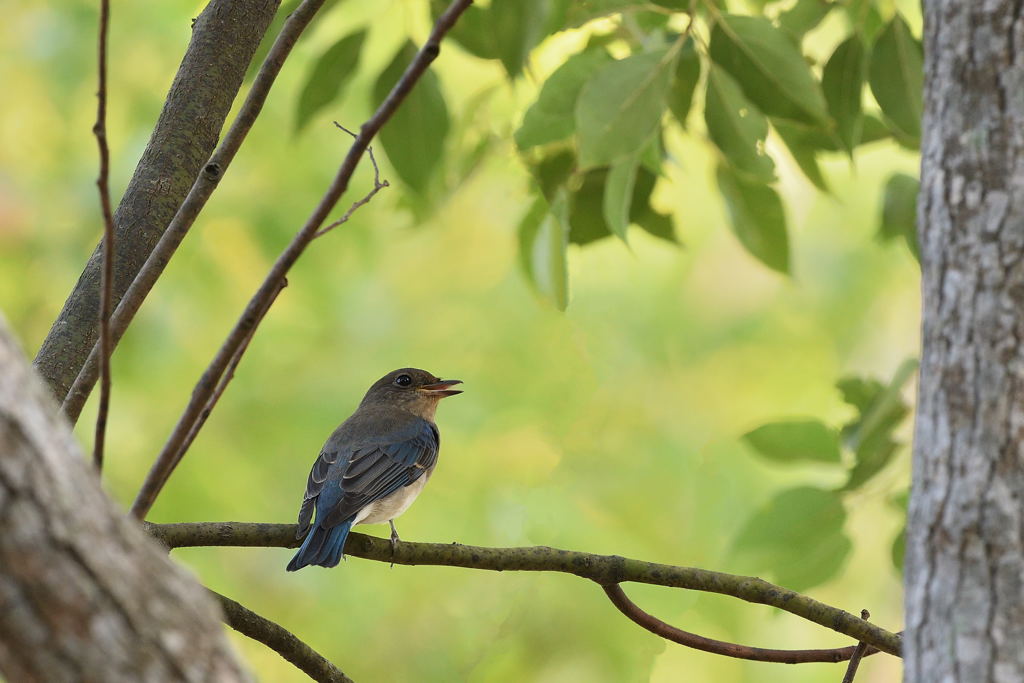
[{"x1": 287, "y1": 520, "x2": 353, "y2": 571}]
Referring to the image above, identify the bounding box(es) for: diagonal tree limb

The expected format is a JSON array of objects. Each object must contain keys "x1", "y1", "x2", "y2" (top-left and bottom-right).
[
  {"x1": 212, "y1": 589, "x2": 353, "y2": 683},
  {"x1": 63, "y1": 0, "x2": 331, "y2": 423},
  {"x1": 91, "y1": 0, "x2": 115, "y2": 470},
  {"x1": 35, "y1": 0, "x2": 279, "y2": 405},
  {"x1": 129, "y1": 0, "x2": 475, "y2": 520},
  {"x1": 145, "y1": 521, "x2": 903, "y2": 658},
  {"x1": 603, "y1": 584, "x2": 883, "y2": 664}
]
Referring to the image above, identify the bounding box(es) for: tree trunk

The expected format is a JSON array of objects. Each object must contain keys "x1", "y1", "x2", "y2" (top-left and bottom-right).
[
  {"x1": 0, "y1": 316, "x2": 248, "y2": 682},
  {"x1": 905, "y1": 2, "x2": 1024, "y2": 681},
  {"x1": 33, "y1": 0, "x2": 278, "y2": 404}
]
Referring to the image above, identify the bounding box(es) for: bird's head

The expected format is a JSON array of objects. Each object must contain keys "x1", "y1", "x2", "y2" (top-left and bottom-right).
[{"x1": 361, "y1": 368, "x2": 462, "y2": 420}]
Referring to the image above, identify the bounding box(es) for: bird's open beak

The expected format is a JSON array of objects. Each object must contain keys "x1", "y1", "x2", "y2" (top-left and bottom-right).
[{"x1": 420, "y1": 379, "x2": 463, "y2": 398}]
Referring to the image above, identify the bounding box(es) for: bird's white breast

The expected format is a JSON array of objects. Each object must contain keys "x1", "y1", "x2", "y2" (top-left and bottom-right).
[{"x1": 353, "y1": 473, "x2": 430, "y2": 526}]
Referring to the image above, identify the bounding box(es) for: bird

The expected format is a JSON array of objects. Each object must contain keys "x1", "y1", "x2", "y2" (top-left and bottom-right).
[{"x1": 286, "y1": 368, "x2": 462, "y2": 571}]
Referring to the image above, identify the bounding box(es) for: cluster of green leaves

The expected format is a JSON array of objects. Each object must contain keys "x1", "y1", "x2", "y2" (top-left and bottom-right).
[
  {"x1": 511, "y1": 0, "x2": 925, "y2": 308},
  {"x1": 282, "y1": 0, "x2": 922, "y2": 308},
  {"x1": 736, "y1": 358, "x2": 917, "y2": 590}
]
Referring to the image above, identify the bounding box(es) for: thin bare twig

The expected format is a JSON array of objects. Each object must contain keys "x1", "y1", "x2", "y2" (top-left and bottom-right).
[
  {"x1": 144, "y1": 521, "x2": 904, "y2": 658},
  {"x1": 130, "y1": 0, "x2": 475, "y2": 520},
  {"x1": 176, "y1": 278, "x2": 288, "y2": 459},
  {"x1": 603, "y1": 584, "x2": 881, "y2": 664},
  {"x1": 91, "y1": 0, "x2": 115, "y2": 471},
  {"x1": 62, "y1": 0, "x2": 332, "y2": 423},
  {"x1": 841, "y1": 610, "x2": 872, "y2": 683},
  {"x1": 212, "y1": 589, "x2": 353, "y2": 683},
  {"x1": 312, "y1": 122, "x2": 389, "y2": 239}
]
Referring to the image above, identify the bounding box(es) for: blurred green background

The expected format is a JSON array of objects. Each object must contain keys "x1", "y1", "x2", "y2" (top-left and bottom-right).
[{"x1": 1, "y1": 0, "x2": 919, "y2": 680}]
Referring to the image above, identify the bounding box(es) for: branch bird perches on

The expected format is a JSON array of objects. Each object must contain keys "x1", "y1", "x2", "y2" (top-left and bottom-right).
[{"x1": 147, "y1": 521, "x2": 903, "y2": 663}]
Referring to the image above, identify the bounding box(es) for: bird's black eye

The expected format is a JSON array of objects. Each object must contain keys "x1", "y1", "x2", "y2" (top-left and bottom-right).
[{"x1": 395, "y1": 374, "x2": 413, "y2": 387}]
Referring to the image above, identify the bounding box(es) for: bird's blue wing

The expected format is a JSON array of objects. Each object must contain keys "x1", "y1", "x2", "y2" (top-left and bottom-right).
[
  {"x1": 295, "y1": 447, "x2": 340, "y2": 538},
  {"x1": 295, "y1": 416, "x2": 439, "y2": 536},
  {"x1": 321, "y1": 419, "x2": 439, "y2": 527}
]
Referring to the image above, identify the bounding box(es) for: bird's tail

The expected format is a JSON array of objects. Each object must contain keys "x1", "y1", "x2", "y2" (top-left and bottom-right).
[{"x1": 286, "y1": 520, "x2": 353, "y2": 571}]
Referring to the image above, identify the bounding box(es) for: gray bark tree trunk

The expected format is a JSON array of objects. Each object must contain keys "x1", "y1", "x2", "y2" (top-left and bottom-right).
[
  {"x1": 905, "y1": 2, "x2": 1024, "y2": 681},
  {"x1": 0, "y1": 316, "x2": 248, "y2": 682},
  {"x1": 33, "y1": 0, "x2": 278, "y2": 404}
]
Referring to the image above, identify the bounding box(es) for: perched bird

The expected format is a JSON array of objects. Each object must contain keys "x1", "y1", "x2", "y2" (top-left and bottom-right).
[{"x1": 287, "y1": 368, "x2": 462, "y2": 571}]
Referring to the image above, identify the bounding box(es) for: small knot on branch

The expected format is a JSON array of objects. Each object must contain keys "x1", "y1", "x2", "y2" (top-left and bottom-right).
[{"x1": 203, "y1": 162, "x2": 222, "y2": 180}]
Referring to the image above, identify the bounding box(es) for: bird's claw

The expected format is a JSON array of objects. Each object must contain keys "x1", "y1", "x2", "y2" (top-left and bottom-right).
[{"x1": 389, "y1": 520, "x2": 400, "y2": 567}]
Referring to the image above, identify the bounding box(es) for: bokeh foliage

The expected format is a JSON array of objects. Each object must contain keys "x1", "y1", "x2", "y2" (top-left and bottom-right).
[{"x1": 1, "y1": 0, "x2": 921, "y2": 680}]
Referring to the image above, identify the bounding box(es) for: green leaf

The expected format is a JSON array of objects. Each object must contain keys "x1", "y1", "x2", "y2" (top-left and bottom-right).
[
  {"x1": 518, "y1": 198, "x2": 546, "y2": 279},
  {"x1": 860, "y1": 113, "x2": 892, "y2": 146},
  {"x1": 869, "y1": 14, "x2": 923, "y2": 144},
  {"x1": 634, "y1": 207, "x2": 677, "y2": 243},
  {"x1": 716, "y1": 164, "x2": 789, "y2": 273},
  {"x1": 568, "y1": 169, "x2": 612, "y2": 245},
  {"x1": 638, "y1": 133, "x2": 664, "y2": 176},
  {"x1": 778, "y1": 0, "x2": 835, "y2": 39},
  {"x1": 822, "y1": 34, "x2": 867, "y2": 154},
  {"x1": 568, "y1": 166, "x2": 665, "y2": 245},
  {"x1": 709, "y1": 14, "x2": 828, "y2": 124},
  {"x1": 733, "y1": 486, "x2": 851, "y2": 591},
  {"x1": 603, "y1": 155, "x2": 639, "y2": 242},
  {"x1": 518, "y1": 194, "x2": 570, "y2": 310},
  {"x1": 777, "y1": 113, "x2": 886, "y2": 151},
  {"x1": 743, "y1": 419, "x2": 842, "y2": 464},
  {"x1": 838, "y1": 358, "x2": 917, "y2": 491},
  {"x1": 432, "y1": 0, "x2": 554, "y2": 76},
  {"x1": 879, "y1": 172, "x2": 919, "y2": 259},
  {"x1": 667, "y1": 41, "x2": 701, "y2": 129},
  {"x1": 887, "y1": 491, "x2": 908, "y2": 572},
  {"x1": 295, "y1": 30, "x2": 367, "y2": 135},
  {"x1": 891, "y1": 526, "x2": 906, "y2": 572},
  {"x1": 772, "y1": 119, "x2": 830, "y2": 192},
  {"x1": 433, "y1": 2, "x2": 499, "y2": 60},
  {"x1": 564, "y1": 0, "x2": 638, "y2": 28},
  {"x1": 772, "y1": 118, "x2": 841, "y2": 152},
  {"x1": 526, "y1": 148, "x2": 575, "y2": 202},
  {"x1": 489, "y1": 0, "x2": 551, "y2": 77},
  {"x1": 373, "y1": 41, "x2": 450, "y2": 195},
  {"x1": 516, "y1": 48, "x2": 612, "y2": 150},
  {"x1": 576, "y1": 49, "x2": 676, "y2": 168},
  {"x1": 844, "y1": 0, "x2": 885, "y2": 43},
  {"x1": 705, "y1": 67, "x2": 775, "y2": 183}
]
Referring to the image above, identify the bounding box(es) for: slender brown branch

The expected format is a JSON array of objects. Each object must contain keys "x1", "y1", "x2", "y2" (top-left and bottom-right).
[
  {"x1": 91, "y1": 0, "x2": 115, "y2": 471},
  {"x1": 145, "y1": 521, "x2": 903, "y2": 658},
  {"x1": 211, "y1": 589, "x2": 353, "y2": 683},
  {"x1": 312, "y1": 123, "x2": 389, "y2": 239},
  {"x1": 130, "y1": 0, "x2": 474, "y2": 520},
  {"x1": 62, "y1": 0, "x2": 331, "y2": 423},
  {"x1": 840, "y1": 610, "x2": 872, "y2": 683},
  {"x1": 177, "y1": 278, "x2": 287, "y2": 458},
  {"x1": 603, "y1": 584, "x2": 880, "y2": 664}
]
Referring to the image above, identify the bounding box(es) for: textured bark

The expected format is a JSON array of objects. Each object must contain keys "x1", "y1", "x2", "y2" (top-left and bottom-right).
[
  {"x1": 0, "y1": 317, "x2": 249, "y2": 682},
  {"x1": 33, "y1": 0, "x2": 278, "y2": 403},
  {"x1": 905, "y1": 2, "x2": 1024, "y2": 681}
]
